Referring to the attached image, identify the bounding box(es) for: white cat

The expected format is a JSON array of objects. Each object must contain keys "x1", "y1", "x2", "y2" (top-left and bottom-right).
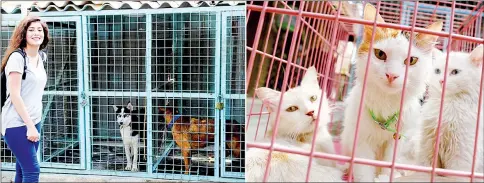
[
  {"x1": 339, "y1": 3, "x2": 444, "y2": 182},
  {"x1": 418, "y1": 44, "x2": 484, "y2": 180},
  {"x1": 245, "y1": 66, "x2": 343, "y2": 182},
  {"x1": 246, "y1": 141, "x2": 343, "y2": 182}
]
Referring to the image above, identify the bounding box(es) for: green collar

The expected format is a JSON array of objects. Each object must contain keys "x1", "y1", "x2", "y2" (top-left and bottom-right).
[{"x1": 368, "y1": 108, "x2": 405, "y2": 140}]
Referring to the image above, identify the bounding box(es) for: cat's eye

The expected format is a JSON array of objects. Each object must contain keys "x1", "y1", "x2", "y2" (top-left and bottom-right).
[
  {"x1": 373, "y1": 49, "x2": 387, "y2": 60},
  {"x1": 435, "y1": 68, "x2": 441, "y2": 74},
  {"x1": 404, "y1": 57, "x2": 419, "y2": 66},
  {"x1": 286, "y1": 106, "x2": 299, "y2": 112},
  {"x1": 451, "y1": 69, "x2": 460, "y2": 75},
  {"x1": 310, "y1": 95, "x2": 317, "y2": 102}
]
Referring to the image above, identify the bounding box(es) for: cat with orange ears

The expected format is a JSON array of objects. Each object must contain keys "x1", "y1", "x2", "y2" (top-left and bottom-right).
[{"x1": 339, "y1": 3, "x2": 444, "y2": 182}]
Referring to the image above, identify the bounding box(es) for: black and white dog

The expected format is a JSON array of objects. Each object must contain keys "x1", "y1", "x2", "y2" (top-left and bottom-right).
[{"x1": 112, "y1": 102, "x2": 146, "y2": 172}]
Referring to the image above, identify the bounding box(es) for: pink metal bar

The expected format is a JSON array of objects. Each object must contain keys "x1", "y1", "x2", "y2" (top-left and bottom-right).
[
  {"x1": 279, "y1": 1, "x2": 339, "y2": 53},
  {"x1": 247, "y1": 4, "x2": 484, "y2": 43},
  {"x1": 246, "y1": 141, "x2": 484, "y2": 179},
  {"x1": 262, "y1": 1, "x2": 306, "y2": 182},
  {"x1": 389, "y1": 2, "x2": 419, "y2": 182},
  {"x1": 244, "y1": 50, "x2": 344, "y2": 87},
  {"x1": 273, "y1": 1, "x2": 296, "y2": 93},
  {"x1": 246, "y1": 1, "x2": 253, "y2": 26},
  {"x1": 248, "y1": 1, "x2": 279, "y2": 141},
  {"x1": 304, "y1": 2, "x2": 343, "y2": 181},
  {"x1": 305, "y1": 2, "x2": 325, "y2": 70},
  {"x1": 246, "y1": 1, "x2": 483, "y2": 182},
  {"x1": 291, "y1": 2, "x2": 319, "y2": 89},
  {"x1": 287, "y1": 2, "x2": 309, "y2": 90},
  {"x1": 470, "y1": 39, "x2": 484, "y2": 182},
  {"x1": 431, "y1": 1, "x2": 456, "y2": 182},
  {"x1": 457, "y1": 1, "x2": 483, "y2": 32},
  {"x1": 347, "y1": 1, "x2": 383, "y2": 182},
  {"x1": 398, "y1": 1, "x2": 404, "y2": 25},
  {"x1": 246, "y1": 1, "x2": 269, "y2": 93}
]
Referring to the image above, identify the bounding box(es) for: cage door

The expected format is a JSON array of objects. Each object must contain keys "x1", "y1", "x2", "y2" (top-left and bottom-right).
[
  {"x1": 220, "y1": 10, "x2": 246, "y2": 179},
  {"x1": 37, "y1": 16, "x2": 85, "y2": 170}
]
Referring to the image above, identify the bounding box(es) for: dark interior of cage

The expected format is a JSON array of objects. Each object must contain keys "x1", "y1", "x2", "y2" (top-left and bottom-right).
[
  {"x1": 0, "y1": 26, "x2": 15, "y2": 165},
  {"x1": 151, "y1": 98, "x2": 217, "y2": 175},
  {"x1": 89, "y1": 97, "x2": 147, "y2": 171},
  {"x1": 0, "y1": 139, "x2": 15, "y2": 164},
  {"x1": 41, "y1": 95, "x2": 81, "y2": 164},
  {"x1": 151, "y1": 13, "x2": 217, "y2": 93},
  {"x1": 222, "y1": 99, "x2": 246, "y2": 173}
]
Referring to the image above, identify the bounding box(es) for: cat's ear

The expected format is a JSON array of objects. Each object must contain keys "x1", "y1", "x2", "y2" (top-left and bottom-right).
[
  {"x1": 300, "y1": 66, "x2": 319, "y2": 86},
  {"x1": 360, "y1": 3, "x2": 399, "y2": 52},
  {"x1": 415, "y1": 20, "x2": 444, "y2": 52},
  {"x1": 112, "y1": 105, "x2": 119, "y2": 112},
  {"x1": 470, "y1": 44, "x2": 483, "y2": 67},
  {"x1": 363, "y1": 3, "x2": 385, "y2": 23},
  {"x1": 255, "y1": 87, "x2": 281, "y2": 112}
]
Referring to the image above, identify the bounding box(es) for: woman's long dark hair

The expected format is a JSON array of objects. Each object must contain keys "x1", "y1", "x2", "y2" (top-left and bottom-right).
[{"x1": 1, "y1": 16, "x2": 50, "y2": 71}]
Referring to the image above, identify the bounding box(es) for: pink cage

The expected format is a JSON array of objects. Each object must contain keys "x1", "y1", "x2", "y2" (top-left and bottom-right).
[{"x1": 246, "y1": 1, "x2": 483, "y2": 182}]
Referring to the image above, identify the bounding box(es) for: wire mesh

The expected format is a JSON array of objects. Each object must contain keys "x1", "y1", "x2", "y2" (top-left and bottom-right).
[
  {"x1": 86, "y1": 13, "x2": 148, "y2": 172},
  {"x1": 246, "y1": 0, "x2": 484, "y2": 182},
  {"x1": 0, "y1": 18, "x2": 82, "y2": 168},
  {"x1": 0, "y1": 19, "x2": 18, "y2": 167},
  {"x1": 1, "y1": 5, "x2": 246, "y2": 181},
  {"x1": 221, "y1": 11, "x2": 246, "y2": 178},
  {"x1": 40, "y1": 20, "x2": 81, "y2": 166},
  {"x1": 151, "y1": 11, "x2": 219, "y2": 177}
]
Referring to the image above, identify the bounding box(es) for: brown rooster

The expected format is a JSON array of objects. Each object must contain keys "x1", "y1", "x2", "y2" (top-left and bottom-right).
[
  {"x1": 159, "y1": 107, "x2": 215, "y2": 174},
  {"x1": 159, "y1": 107, "x2": 244, "y2": 174}
]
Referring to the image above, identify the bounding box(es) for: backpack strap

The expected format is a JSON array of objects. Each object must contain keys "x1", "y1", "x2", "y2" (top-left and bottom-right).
[
  {"x1": 38, "y1": 50, "x2": 47, "y2": 71},
  {"x1": 39, "y1": 50, "x2": 46, "y2": 62},
  {"x1": 2, "y1": 48, "x2": 27, "y2": 106},
  {"x1": 13, "y1": 48, "x2": 28, "y2": 80},
  {"x1": 6, "y1": 49, "x2": 44, "y2": 80}
]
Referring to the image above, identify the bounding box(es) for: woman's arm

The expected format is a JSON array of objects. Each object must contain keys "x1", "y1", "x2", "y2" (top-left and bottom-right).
[{"x1": 8, "y1": 72, "x2": 36, "y2": 129}]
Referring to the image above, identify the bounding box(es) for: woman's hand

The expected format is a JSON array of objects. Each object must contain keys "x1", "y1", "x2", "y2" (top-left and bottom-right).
[{"x1": 26, "y1": 126, "x2": 40, "y2": 142}]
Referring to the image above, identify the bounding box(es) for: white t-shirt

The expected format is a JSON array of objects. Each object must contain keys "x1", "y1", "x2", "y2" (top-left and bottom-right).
[{"x1": 1, "y1": 51, "x2": 47, "y2": 136}]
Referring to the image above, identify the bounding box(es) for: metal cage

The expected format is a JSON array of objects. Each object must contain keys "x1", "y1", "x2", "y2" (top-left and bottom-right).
[
  {"x1": 246, "y1": 0, "x2": 483, "y2": 182},
  {"x1": 1, "y1": 3, "x2": 245, "y2": 182}
]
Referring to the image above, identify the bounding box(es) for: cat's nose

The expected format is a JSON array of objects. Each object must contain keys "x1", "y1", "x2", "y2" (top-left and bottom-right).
[
  {"x1": 385, "y1": 73, "x2": 399, "y2": 83},
  {"x1": 306, "y1": 110, "x2": 314, "y2": 117},
  {"x1": 440, "y1": 80, "x2": 444, "y2": 86}
]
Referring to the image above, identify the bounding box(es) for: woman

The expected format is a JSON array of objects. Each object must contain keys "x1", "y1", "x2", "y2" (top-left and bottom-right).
[{"x1": 1, "y1": 15, "x2": 49, "y2": 183}]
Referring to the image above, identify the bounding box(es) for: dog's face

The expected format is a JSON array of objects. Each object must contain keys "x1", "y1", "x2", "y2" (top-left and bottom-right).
[{"x1": 113, "y1": 102, "x2": 134, "y2": 126}]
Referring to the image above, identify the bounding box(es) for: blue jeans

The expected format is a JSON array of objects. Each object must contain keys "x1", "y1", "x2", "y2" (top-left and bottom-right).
[{"x1": 4, "y1": 123, "x2": 41, "y2": 183}]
